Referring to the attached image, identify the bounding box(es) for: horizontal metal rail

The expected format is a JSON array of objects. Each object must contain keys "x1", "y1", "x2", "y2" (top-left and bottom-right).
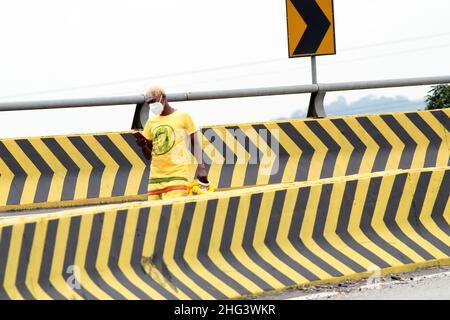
[{"x1": 0, "y1": 75, "x2": 448, "y2": 113}]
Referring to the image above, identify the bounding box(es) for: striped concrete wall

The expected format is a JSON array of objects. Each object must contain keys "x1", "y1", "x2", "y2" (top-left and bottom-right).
[
  {"x1": 195, "y1": 109, "x2": 450, "y2": 188},
  {"x1": 1, "y1": 109, "x2": 448, "y2": 211},
  {"x1": 0, "y1": 166, "x2": 448, "y2": 299},
  {"x1": 0, "y1": 133, "x2": 149, "y2": 211}
]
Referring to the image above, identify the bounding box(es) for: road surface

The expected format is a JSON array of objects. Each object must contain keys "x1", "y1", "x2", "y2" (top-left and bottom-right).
[{"x1": 255, "y1": 266, "x2": 450, "y2": 300}]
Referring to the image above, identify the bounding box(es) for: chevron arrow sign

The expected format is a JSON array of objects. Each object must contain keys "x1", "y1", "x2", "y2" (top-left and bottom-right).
[{"x1": 286, "y1": 0, "x2": 336, "y2": 58}]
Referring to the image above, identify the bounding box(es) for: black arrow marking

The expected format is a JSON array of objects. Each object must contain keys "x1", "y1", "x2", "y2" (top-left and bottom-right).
[{"x1": 291, "y1": 0, "x2": 331, "y2": 55}]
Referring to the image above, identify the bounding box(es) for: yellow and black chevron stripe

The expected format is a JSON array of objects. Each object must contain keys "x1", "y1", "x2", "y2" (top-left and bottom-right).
[
  {"x1": 193, "y1": 109, "x2": 450, "y2": 188},
  {"x1": 0, "y1": 166, "x2": 448, "y2": 299},
  {"x1": 1, "y1": 109, "x2": 448, "y2": 211},
  {"x1": 0, "y1": 132, "x2": 149, "y2": 211}
]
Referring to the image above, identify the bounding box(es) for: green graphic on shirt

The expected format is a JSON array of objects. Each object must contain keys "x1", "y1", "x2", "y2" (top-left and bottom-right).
[{"x1": 152, "y1": 125, "x2": 176, "y2": 155}]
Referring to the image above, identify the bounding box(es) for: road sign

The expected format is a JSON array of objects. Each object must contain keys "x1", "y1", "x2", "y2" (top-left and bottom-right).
[{"x1": 286, "y1": 0, "x2": 336, "y2": 58}]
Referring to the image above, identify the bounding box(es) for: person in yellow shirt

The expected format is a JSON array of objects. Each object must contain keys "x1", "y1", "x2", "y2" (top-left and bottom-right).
[{"x1": 135, "y1": 86, "x2": 209, "y2": 200}]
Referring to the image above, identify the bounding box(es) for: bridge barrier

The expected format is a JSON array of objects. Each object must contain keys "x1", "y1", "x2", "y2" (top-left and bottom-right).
[
  {"x1": 0, "y1": 166, "x2": 448, "y2": 299},
  {"x1": 194, "y1": 109, "x2": 449, "y2": 188},
  {"x1": 0, "y1": 132, "x2": 149, "y2": 211},
  {"x1": 1, "y1": 109, "x2": 449, "y2": 212}
]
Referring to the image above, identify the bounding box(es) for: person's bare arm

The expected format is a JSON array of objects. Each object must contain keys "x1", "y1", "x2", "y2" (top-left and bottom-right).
[
  {"x1": 136, "y1": 135, "x2": 153, "y2": 161},
  {"x1": 190, "y1": 132, "x2": 208, "y2": 181},
  {"x1": 142, "y1": 141, "x2": 153, "y2": 161}
]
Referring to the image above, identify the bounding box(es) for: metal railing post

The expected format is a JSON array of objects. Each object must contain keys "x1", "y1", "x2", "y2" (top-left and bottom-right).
[{"x1": 307, "y1": 89, "x2": 326, "y2": 118}]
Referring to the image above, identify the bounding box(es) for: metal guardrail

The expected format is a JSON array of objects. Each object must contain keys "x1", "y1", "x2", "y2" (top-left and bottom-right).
[{"x1": 0, "y1": 76, "x2": 449, "y2": 127}]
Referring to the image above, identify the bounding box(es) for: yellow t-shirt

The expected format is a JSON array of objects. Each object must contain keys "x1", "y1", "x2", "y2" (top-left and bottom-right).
[{"x1": 142, "y1": 110, "x2": 198, "y2": 182}]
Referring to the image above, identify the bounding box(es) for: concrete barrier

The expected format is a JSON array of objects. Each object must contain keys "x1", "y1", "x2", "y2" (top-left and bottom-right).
[
  {"x1": 0, "y1": 166, "x2": 448, "y2": 299},
  {"x1": 194, "y1": 109, "x2": 450, "y2": 188},
  {"x1": 1, "y1": 109, "x2": 448, "y2": 211},
  {"x1": 0, "y1": 132, "x2": 149, "y2": 211}
]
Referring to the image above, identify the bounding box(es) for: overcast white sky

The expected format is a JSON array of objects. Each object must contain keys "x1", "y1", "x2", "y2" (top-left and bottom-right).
[{"x1": 0, "y1": 0, "x2": 449, "y2": 138}]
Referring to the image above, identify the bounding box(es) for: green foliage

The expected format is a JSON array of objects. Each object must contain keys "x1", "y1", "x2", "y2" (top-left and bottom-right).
[{"x1": 426, "y1": 85, "x2": 450, "y2": 110}]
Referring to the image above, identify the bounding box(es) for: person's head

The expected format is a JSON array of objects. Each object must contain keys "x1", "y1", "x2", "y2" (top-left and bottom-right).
[
  {"x1": 145, "y1": 86, "x2": 167, "y2": 106},
  {"x1": 145, "y1": 86, "x2": 168, "y2": 116}
]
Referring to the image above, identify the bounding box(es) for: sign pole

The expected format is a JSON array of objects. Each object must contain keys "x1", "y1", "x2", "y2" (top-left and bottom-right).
[
  {"x1": 286, "y1": 0, "x2": 336, "y2": 117},
  {"x1": 311, "y1": 56, "x2": 317, "y2": 84}
]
